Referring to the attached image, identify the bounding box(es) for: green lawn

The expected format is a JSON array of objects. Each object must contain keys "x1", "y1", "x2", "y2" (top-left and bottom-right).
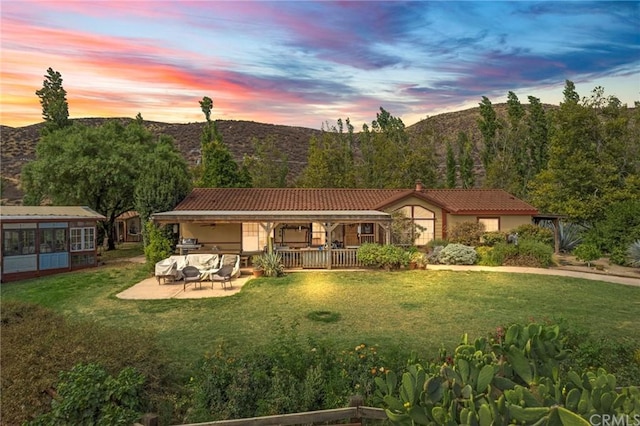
[{"x1": 2, "y1": 262, "x2": 639, "y2": 366}]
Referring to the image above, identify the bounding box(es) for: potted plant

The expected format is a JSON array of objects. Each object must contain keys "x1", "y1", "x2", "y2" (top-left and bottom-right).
[
  {"x1": 251, "y1": 255, "x2": 265, "y2": 278},
  {"x1": 410, "y1": 251, "x2": 427, "y2": 269}
]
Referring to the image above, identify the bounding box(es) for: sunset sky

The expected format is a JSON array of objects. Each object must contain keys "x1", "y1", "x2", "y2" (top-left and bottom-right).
[{"x1": 1, "y1": 1, "x2": 638, "y2": 129}]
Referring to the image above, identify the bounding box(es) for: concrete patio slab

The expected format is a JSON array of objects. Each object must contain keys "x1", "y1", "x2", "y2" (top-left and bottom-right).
[{"x1": 116, "y1": 274, "x2": 253, "y2": 300}]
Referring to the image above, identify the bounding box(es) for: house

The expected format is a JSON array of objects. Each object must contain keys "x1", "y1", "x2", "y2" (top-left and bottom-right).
[
  {"x1": 151, "y1": 182, "x2": 539, "y2": 269},
  {"x1": 115, "y1": 211, "x2": 142, "y2": 243},
  {"x1": 1, "y1": 206, "x2": 105, "y2": 283}
]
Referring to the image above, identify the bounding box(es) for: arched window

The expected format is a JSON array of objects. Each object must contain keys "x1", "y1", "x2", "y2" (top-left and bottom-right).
[{"x1": 395, "y1": 205, "x2": 435, "y2": 246}]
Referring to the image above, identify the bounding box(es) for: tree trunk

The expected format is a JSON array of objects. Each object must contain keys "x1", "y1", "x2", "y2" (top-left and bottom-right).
[{"x1": 101, "y1": 219, "x2": 117, "y2": 251}]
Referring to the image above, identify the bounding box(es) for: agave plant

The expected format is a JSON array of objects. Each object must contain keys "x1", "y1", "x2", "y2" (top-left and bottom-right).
[
  {"x1": 253, "y1": 252, "x2": 285, "y2": 277},
  {"x1": 628, "y1": 240, "x2": 640, "y2": 268},
  {"x1": 541, "y1": 221, "x2": 583, "y2": 253}
]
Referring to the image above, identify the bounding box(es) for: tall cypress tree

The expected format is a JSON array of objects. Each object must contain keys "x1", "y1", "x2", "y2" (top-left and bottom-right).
[
  {"x1": 196, "y1": 96, "x2": 250, "y2": 188},
  {"x1": 35, "y1": 67, "x2": 71, "y2": 134}
]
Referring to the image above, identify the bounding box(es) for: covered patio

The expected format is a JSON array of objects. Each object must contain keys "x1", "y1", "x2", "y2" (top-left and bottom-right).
[{"x1": 151, "y1": 210, "x2": 393, "y2": 270}]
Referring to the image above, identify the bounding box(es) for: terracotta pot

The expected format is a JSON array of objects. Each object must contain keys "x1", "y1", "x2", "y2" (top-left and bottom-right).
[{"x1": 252, "y1": 269, "x2": 264, "y2": 278}]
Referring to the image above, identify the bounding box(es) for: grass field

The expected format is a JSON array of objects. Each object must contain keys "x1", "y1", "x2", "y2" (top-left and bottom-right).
[{"x1": 2, "y1": 261, "x2": 639, "y2": 366}]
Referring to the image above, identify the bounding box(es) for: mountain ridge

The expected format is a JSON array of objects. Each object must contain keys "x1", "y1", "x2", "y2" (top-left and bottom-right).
[{"x1": 0, "y1": 103, "x2": 554, "y2": 204}]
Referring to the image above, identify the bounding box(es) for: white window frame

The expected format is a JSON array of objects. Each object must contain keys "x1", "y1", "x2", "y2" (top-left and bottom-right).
[
  {"x1": 70, "y1": 227, "x2": 95, "y2": 252},
  {"x1": 478, "y1": 218, "x2": 500, "y2": 232},
  {"x1": 242, "y1": 223, "x2": 268, "y2": 252}
]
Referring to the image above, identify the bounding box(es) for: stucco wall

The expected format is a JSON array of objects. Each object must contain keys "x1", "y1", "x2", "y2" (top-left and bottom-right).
[{"x1": 181, "y1": 223, "x2": 242, "y2": 252}]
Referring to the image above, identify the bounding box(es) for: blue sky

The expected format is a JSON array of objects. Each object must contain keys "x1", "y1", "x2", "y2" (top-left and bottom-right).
[{"x1": 1, "y1": 1, "x2": 638, "y2": 129}]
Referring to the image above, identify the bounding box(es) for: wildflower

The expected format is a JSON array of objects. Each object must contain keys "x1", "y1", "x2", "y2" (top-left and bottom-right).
[
  {"x1": 371, "y1": 368, "x2": 377, "y2": 375},
  {"x1": 404, "y1": 402, "x2": 411, "y2": 409},
  {"x1": 379, "y1": 367, "x2": 385, "y2": 372},
  {"x1": 311, "y1": 348, "x2": 317, "y2": 352}
]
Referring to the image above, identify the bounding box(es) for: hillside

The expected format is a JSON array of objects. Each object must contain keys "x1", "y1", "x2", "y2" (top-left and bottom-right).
[{"x1": 0, "y1": 104, "x2": 550, "y2": 205}]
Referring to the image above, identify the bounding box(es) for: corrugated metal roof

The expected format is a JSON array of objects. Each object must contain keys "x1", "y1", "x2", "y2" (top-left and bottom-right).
[{"x1": 0, "y1": 206, "x2": 106, "y2": 220}]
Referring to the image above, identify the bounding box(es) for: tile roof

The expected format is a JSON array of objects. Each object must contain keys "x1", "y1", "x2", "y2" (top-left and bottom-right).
[
  {"x1": 174, "y1": 188, "x2": 538, "y2": 215},
  {"x1": 422, "y1": 189, "x2": 538, "y2": 213}
]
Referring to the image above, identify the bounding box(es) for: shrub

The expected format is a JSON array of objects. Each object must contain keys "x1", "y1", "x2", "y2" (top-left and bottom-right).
[
  {"x1": 512, "y1": 223, "x2": 554, "y2": 246},
  {"x1": 564, "y1": 328, "x2": 640, "y2": 387},
  {"x1": 628, "y1": 240, "x2": 640, "y2": 267},
  {"x1": 143, "y1": 221, "x2": 173, "y2": 273},
  {"x1": 490, "y1": 240, "x2": 554, "y2": 267},
  {"x1": 476, "y1": 246, "x2": 500, "y2": 266},
  {"x1": 1, "y1": 301, "x2": 175, "y2": 426},
  {"x1": 30, "y1": 363, "x2": 145, "y2": 426},
  {"x1": 583, "y1": 200, "x2": 640, "y2": 263},
  {"x1": 427, "y1": 245, "x2": 444, "y2": 264},
  {"x1": 481, "y1": 231, "x2": 507, "y2": 247},
  {"x1": 357, "y1": 243, "x2": 410, "y2": 270},
  {"x1": 573, "y1": 242, "x2": 602, "y2": 267},
  {"x1": 426, "y1": 238, "x2": 448, "y2": 251},
  {"x1": 187, "y1": 321, "x2": 397, "y2": 422},
  {"x1": 436, "y1": 243, "x2": 477, "y2": 265},
  {"x1": 448, "y1": 221, "x2": 485, "y2": 246}
]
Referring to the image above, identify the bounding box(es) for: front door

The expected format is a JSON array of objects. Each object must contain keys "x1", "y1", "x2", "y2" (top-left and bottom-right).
[{"x1": 345, "y1": 224, "x2": 359, "y2": 247}]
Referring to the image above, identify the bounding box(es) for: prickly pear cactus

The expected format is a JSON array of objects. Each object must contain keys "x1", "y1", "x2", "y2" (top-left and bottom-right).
[{"x1": 375, "y1": 323, "x2": 639, "y2": 426}]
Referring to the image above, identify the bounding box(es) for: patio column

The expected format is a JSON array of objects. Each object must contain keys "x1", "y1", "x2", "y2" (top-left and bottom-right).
[
  {"x1": 378, "y1": 222, "x2": 391, "y2": 245},
  {"x1": 323, "y1": 222, "x2": 339, "y2": 269},
  {"x1": 259, "y1": 222, "x2": 278, "y2": 254}
]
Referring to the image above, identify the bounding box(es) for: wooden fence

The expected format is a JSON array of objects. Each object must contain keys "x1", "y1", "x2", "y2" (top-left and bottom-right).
[{"x1": 137, "y1": 405, "x2": 387, "y2": 426}]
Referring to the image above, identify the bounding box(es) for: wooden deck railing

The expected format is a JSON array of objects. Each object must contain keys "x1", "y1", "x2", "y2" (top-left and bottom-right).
[{"x1": 278, "y1": 249, "x2": 362, "y2": 269}]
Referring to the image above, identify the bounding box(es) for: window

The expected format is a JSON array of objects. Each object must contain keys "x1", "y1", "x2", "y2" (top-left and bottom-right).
[
  {"x1": 478, "y1": 218, "x2": 500, "y2": 232},
  {"x1": 242, "y1": 223, "x2": 268, "y2": 252},
  {"x1": 393, "y1": 205, "x2": 435, "y2": 246},
  {"x1": 2, "y1": 228, "x2": 36, "y2": 256},
  {"x1": 70, "y1": 227, "x2": 95, "y2": 252},
  {"x1": 40, "y1": 228, "x2": 67, "y2": 253}
]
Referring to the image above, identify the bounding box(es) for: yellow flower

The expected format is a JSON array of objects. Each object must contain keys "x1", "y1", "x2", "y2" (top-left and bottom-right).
[
  {"x1": 404, "y1": 402, "x2": 411, "y2": 409},
  {"x1": 379, "y1": 367, "x2": 385, "y2": 372},
  {"x1": 371, "y1": 368, "x2": 377, "y2": 375}
]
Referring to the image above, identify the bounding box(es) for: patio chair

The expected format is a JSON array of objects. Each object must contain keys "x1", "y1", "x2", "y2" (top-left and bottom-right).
[
  {"x1": 210, "y1": 265, "x2": 234, "y2": 290},
  {"x1": 182, "y1": 266, "x2": 203, "y2": 290},
  {"x1": 219, "y1": 254, "x2": 241, "y2": 278}
]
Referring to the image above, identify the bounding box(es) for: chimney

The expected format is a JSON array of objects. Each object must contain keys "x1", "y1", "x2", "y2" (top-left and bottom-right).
[{"x1": 415, "y1": 180, "x2": 424, "y2": 191}]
